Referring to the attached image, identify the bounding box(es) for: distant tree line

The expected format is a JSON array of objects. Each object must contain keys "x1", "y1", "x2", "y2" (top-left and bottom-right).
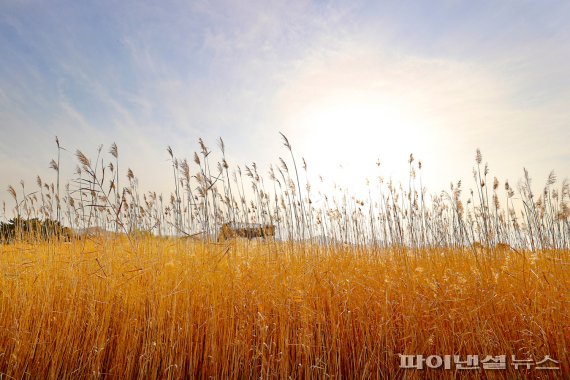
[{"x1": 0, "y1": 217, "x2": 73, "y2": 243}]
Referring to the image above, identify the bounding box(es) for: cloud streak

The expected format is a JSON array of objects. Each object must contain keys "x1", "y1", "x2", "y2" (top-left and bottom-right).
[{"x1": 0, "y1": 0, "x2": 569, "y2": 209}]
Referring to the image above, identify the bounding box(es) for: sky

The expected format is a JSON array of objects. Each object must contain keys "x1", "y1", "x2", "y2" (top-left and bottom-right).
[{"x1": 1, "y1": 0, "x2": 569, "y2": 212}]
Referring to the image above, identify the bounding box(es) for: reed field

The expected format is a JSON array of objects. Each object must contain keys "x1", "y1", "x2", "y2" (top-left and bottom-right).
[{"x1": 0, "y1": 136, "x2": 569, "y2": 379}]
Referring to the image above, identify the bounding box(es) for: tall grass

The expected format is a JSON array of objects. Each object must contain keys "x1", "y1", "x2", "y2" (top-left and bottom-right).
[
  {"x1": 0, "y1": 135, "x2": 568, "y2": 378},
  {"x1": 3, "y1": 135, "x2": 568, "y2": 249},
  {"x1": 0, "y1": 238, "x2": 567, "y2": 378}
]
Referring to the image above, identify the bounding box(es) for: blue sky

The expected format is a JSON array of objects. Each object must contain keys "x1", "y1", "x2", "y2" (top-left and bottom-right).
[{"x1": 1, "y1": 0, "x2": 569, "y2": 210}]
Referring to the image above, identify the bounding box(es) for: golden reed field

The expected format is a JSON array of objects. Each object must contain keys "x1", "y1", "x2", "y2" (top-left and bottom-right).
[{"x1": 0, "y1": 137, "x2": 569, "y2": 379}]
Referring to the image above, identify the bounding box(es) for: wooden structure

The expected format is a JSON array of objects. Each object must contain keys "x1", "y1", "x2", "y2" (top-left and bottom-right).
[{"x1": 218, "y1": 222, "x2": 275, "y2": 242}]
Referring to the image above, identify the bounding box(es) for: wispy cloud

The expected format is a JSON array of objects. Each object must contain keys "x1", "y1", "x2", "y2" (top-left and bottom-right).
[{"x1": 0, "y1": 0, "x2": 569, "y2": 207}]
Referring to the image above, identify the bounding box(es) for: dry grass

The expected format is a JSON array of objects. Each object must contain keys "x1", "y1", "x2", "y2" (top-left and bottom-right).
[
  {"x1": 0, "y1": 237, "x2": 568, "y2": 379},
  {"x1": 1, "y1": 137, "x2": 569, "y2": 378}
]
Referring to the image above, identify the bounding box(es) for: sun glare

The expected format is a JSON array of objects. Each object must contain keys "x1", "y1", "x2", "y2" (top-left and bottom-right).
[{"x1": 288, "y1": 93, "x2": 433, "y2": 189}]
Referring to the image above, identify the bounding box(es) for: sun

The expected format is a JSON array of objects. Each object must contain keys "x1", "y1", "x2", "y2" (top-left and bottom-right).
[{"x1": 286, "y1": 92, "x2": 433, "y2": 189}]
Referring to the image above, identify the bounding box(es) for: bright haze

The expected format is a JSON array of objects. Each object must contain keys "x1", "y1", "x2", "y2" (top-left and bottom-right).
[{"x1": 1, "y1": 1, "x2": 569, "y2": 208}]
